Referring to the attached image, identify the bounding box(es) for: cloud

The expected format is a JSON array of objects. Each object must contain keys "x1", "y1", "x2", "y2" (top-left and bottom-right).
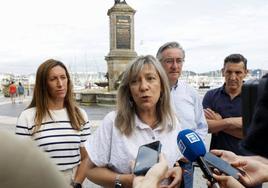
[{"x1": 0, "y1": 0, "x2": 268, "y2": 74}]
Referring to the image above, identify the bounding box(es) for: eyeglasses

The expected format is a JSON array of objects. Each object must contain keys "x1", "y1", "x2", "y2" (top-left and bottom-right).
[{"x1": 163, "y1": 58, "x2": 184, "y2": 65}]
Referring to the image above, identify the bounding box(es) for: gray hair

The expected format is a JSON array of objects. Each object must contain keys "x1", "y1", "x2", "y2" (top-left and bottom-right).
[
  {"x1": 115, "y1": 55, "x2": 176, "y2": 136},
  {"x1": 156, "y1": 41, "x2": 185, "y2": 62}
]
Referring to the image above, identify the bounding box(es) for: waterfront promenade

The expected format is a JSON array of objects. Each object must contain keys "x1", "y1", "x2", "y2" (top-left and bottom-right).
[{"x1": 0, "y1": 95, "x2": 267, "y2": 188}]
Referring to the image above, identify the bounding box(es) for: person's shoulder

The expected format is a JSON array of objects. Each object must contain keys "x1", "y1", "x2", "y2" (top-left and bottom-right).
[
  {"x1": 177, "y1": 80, "x2": 198, "y2": 94},
  {"x1": 104, "y1": 111, "x2": 116, "y2": 120},
  {"x1": 21, "y1": 107, "x2": 36, "y2": 115},
  {"x1": 207, "y1": 86, "x2": 222, "y2": 94},
  {"x1": 101, "y1": 111, "x2": 117, "y2": 127},
  {"x1": 77, "y1": 107, "x2": 89, "y2": 122},
  {"x1": 97, "y1": 111, "x2": 116, "y2": 133},
  {"x1": 203, "y1": 87, "x2": 222, "y2": 100},
  {"x1": 17, "y1": 107, "x2": 36, "y2": 124},
  {"x1": 77, "y1": 106, "x2": 86, "y2": 115},
  {"x1": 177, "y1": 80, "x2": 187, "y2": 86}
]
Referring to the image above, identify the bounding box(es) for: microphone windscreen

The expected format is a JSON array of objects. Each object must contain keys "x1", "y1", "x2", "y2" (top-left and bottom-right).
[{"x1": 177, "y1": 129, "x2": 206, "y2": 162}]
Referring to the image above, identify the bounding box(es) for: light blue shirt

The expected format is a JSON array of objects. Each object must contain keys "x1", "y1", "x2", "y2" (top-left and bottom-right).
[{"x1": 170, "y1": 80, "x2": 208, "y2": 141}]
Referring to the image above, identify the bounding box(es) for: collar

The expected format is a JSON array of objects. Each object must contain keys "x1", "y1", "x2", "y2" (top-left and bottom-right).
[
  {"x1": 134, "y1": 114, "x2": 162, "y2": 131},
  {"x1": 220, "y1": 83, "x2": 241, "y2": 97},
  {"x1": 170, "y1": 80, "x2": 178, "y2": 90}
]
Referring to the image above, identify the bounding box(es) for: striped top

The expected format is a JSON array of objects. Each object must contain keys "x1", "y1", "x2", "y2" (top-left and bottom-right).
[{"x1": 15, "y1": 107, "x2": 91, "y2": 171}]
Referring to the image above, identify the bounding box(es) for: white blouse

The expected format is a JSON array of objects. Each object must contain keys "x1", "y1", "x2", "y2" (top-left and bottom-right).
[{"x1": 86, "y1": 111, "x2": 182, "y2": 173}]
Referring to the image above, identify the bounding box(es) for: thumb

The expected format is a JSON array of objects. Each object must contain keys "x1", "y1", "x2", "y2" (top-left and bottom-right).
[{"x1": 130, "y1": 160, "x2": 135, "y2": 172}]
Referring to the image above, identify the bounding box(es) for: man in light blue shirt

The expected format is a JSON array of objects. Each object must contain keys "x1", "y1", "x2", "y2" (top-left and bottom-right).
[
  {"x1": 156, "y1": 41, "x2": 208, "y2": 188},
  {"x1": 170, "y1": 80, "x2": 208, "y2": 140}
]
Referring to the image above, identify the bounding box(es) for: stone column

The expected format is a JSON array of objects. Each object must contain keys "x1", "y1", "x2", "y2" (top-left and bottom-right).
[{"x1": 105, "y1": 1, "x2": 137, "y2": 91}]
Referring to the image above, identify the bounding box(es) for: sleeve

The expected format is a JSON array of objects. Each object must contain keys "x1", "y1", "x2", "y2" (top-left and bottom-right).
[
  {"x1": 86, "y1": 111, "x2": 114, "y2": 167},
  {"x1": 193, "y1": 90, "x2": 208, "y2": 141},
  {"x1": 15, "y1": 110, "x2": 33, "y2": 138},
  {"x1": 79, "y1": 108, "x2": 91, "y2": 147}
]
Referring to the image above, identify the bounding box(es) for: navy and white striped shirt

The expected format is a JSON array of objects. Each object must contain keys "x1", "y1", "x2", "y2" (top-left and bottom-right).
[{"x1": 15, "y1": 107, "x2": 91, "y2": 171}]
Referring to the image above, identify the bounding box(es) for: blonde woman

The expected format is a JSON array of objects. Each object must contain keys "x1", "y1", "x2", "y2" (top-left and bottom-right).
[{"x1": 86, "y1": 55, "x2": 182, "y2": 188}]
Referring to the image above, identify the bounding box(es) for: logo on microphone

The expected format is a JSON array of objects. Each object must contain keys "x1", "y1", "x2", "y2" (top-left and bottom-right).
[
  {"x1": 186, "y1": 132, "x2": 200, "y2": 143},
  {"x1": 178, "y1": 140, "x2": 186, "y2": 154}
]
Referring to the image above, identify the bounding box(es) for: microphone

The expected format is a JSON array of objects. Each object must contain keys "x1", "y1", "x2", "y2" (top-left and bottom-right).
[{"x1": 177, "y1": 129, "x2": 216, "y2": 184}]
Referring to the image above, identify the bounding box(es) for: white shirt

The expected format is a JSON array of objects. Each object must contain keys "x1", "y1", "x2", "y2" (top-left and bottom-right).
[
  {"x1": 86, "y1": 111, "x2": 182, "y2": 174},
  {"x1": 170, "y1": 80, "x2": 208, "y2": 141}
]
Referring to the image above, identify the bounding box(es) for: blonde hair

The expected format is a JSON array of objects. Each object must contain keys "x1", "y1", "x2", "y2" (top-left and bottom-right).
[{"x1": 115, "y1": 55, "x2": 176, "y2": 136}]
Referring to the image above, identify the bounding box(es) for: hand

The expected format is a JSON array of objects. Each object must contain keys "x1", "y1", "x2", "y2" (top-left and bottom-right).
[
  {"x1": 160, "y1": 166, "x2": 182, "y2": 188},
  {"x1": 211, "y1": 174, "x2": 245, "y2": 188},
  {"x1": 210, "y1": 149, "x2": 239, "y2": 163},
  {"x1": 231, "y1": 158, "x2": 268, "y2": 187},
  {"x1": 147, "y1": 153, "x2": 168, "y2": 180},
  {"x1": 210, "y1": 150, "x2": 268, "y2": 186},
  {"x1": 204, "y1": 108, "x2": 222, "y2": 120},
  {"x1": 178, "y1": 157, "x2": 188, "y2": 163},
  {"x1": 133, "y1": 153, "x2": 168, "y2": 188}
]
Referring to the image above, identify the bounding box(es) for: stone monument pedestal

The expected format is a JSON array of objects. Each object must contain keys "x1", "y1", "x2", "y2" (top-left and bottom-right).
[{"x1": 106, "y1": 1, "x2": 137, "y2": 91}]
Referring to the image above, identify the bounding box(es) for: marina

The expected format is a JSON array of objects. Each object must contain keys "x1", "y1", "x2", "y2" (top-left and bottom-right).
[{"x1": 1, "y1": 69, "x2": 265, "y2": 103}]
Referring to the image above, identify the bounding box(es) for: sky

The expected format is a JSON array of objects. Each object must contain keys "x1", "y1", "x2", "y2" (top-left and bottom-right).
[{"x1": 0, "y1": 0, "x2": 268, "y2": 74}]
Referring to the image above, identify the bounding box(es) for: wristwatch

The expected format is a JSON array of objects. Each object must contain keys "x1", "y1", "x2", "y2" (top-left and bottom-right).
[
  {"x1": 115, "y1": 174, "x2": 122, "y2": 188},
  {"x1": 71, "y1": 181, "x2": 82, "y2": 188}
]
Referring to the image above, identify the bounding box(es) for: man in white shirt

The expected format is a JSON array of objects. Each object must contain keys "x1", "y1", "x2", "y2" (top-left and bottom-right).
[{"x1": 156, "y1": 41, "x2": 208, "y2": 188}]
